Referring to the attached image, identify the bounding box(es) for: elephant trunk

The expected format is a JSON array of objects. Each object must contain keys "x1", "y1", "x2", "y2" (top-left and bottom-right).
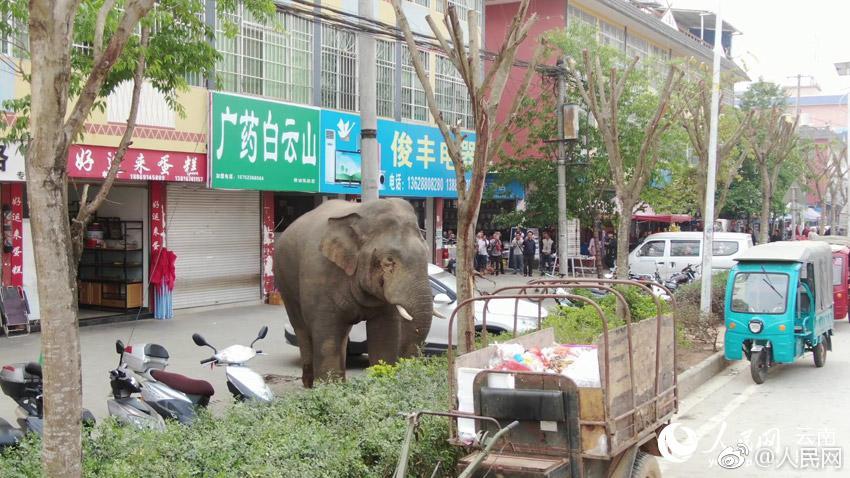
[{"x1": 388, "y1": 280, "x2": 434, "y2": 357}]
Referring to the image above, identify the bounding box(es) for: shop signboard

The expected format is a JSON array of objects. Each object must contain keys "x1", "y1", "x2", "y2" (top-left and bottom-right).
[
  {"x1": 484, "y1": 173, "x2": 525, "y2": 200},
  {"x1": 209, "y1": 92, "x2": 320, "y2": 192},
  {"x1": 0, "y1": 142, "x2": 26, "y2": 182},
  {"x1": 67, "y1": 145, "x2": 207, "y2": 183},
  {"x1": 318, "y1": 110, "x2": 476, "y2": 198}
]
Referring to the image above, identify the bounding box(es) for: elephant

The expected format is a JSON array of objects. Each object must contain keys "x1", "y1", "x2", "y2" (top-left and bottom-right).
[{"x1": 274, "y1": 198, "x2": 435, "y2": 388}]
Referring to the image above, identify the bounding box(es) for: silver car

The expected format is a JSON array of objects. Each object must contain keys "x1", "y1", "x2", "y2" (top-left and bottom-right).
[{"x1": 283, "y1": 264, "x2": 545, "y2": 355}]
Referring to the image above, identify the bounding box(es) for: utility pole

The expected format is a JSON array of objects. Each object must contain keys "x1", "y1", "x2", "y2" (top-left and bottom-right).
[
  {"x1": 699, "y1": 3, "x2": 722, "y2": 316},
  {"x1": 557, "y1": 57, "x2": 569, "y2": 276},
  {"x1": 359, "y1": 0, "x2": 379, "y2": 202}
]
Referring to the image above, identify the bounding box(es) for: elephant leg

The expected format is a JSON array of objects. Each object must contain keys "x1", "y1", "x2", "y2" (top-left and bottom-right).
[
  {"x1": 366, "y1": 310, "x2": 401, "y2": 366},
  {"x1": 312, "y1": 323, "x2": 352, "y2": 384},
  {"x1": 295, "y1": 326, "x2": 315, "y2": 388},
  {"x1": 283, "y1": 300, "x2": 315, "y2": 388}
]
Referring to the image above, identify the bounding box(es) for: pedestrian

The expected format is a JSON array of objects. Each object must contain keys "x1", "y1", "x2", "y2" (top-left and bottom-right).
[
  {"x1": 488, "y1": 231, "x2": 504, "y2": 275},
  {"x1": 522, "y1": 231, "x2": 536, "y2": 277},
  {"x1": 510, "y1": 231, "x2": 524, "y2": 274},
  {"x1": 475, "y1": 231, "x2": 488, "y2": 273},
  {"x1": 540, "y1": 231, "x2": 554, "y2": 275},
  {"x1": 746, "y1": 226, "x2": 757, "y2": 245}
]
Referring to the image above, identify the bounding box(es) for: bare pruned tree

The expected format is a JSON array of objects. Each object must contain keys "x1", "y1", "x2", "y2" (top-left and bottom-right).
[
  {"x1": 744, "y1": 107, "x2": 799, "y2": 244},
  {"x1": 806, "y1": 141, "x2": 847, "y2": 232},
  {"x1": 679, "y1": 61, "x2": 753, "y2": 219},
  {"x1": 389, "y1": 0, "x2": 544, "y2": 353},
  {"x1": 570, "y1": 49, "x2": 684, "y2": 278}
]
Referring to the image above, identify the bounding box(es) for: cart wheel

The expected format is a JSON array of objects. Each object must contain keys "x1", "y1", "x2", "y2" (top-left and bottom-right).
[
  {"x1": 813, "y1": 338, "x2": 827, "y2": 368},
  {"x1": 631, "y1": 451, "x2": 662, "y2": 478},
  {"x1": 750, "y1": 350, "x2": 768, "y2": 384}
]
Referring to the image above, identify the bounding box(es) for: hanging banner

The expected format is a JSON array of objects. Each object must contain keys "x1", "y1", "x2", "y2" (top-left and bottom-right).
[
  {"x1": 209, "y1": 91, "x2": 320, "y2": 192},
  {"x1": 67, "y1": 145, "x2": 206, "y2": 183},
  {"x1": 318, "y1": 110, "x2": 476, "y2": 197}
]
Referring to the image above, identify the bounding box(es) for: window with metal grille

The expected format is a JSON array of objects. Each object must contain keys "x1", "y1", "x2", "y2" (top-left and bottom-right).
[
  {"x1": 436, "y1": 0, "x2": 483, "y2": 30},
  {"x1": 567, "y1": 5, "x2": 597, "y2": 28},
  {"x1": 377, "y1": 39, "x2": 395, "y2": 118},
  {"x1": 215, "y1": 7, "x2": 313, "y2": 104},
  {"x1": 599, "y1": 20, "x2": 624, "y2": 49},
  {"x1": 321, "y1": 25, "x2": 358, "y2": 112},
  {"x1": 409, "y1": 0, "x2": 430, "y2": 8},
  {"x1": 402, "y1": 46, "x2": 429, "y2": 122},
  {"x1": 435, "y1": 55, "x2": 473, "y2": 129},
  {"x1": 626, "y1": 35, "x2": 649, "y2": 59}
]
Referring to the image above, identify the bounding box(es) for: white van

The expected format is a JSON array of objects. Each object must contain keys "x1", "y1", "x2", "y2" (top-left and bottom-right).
[{"x1": 629, "y1": 231, "x2": 753, "y2": 280}]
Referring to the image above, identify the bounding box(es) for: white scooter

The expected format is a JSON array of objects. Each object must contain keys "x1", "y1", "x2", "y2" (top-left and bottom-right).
[{"x1": 192, "y1": 325, "x2": 273, "y2": 403}]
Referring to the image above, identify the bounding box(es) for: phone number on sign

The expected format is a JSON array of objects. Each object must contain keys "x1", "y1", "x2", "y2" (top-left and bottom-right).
[{"x1": 405, "y1": 176, "x2": 459, "y2": 192}]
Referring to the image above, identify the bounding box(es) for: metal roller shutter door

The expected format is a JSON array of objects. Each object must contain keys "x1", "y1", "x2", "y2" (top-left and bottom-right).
[{"x1": 167, "y1": 184, "x2": 261, "y2": 309}]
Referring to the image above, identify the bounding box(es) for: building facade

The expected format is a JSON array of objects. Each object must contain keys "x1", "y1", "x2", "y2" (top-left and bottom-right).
[{"x1": 1, "y1": 0, "x2": 527, "y2": 320}]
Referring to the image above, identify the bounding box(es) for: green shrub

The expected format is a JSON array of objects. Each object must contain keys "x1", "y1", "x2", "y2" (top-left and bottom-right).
[
  {"x1": 0, "y1": 357, "x2": 459, "y2": 478},
  {"x1": 673, "y1": 271, "x2": 730, "y2": 350},
  {"x1": 543, "y1": 285, "x2": 665, "y2": 344}
]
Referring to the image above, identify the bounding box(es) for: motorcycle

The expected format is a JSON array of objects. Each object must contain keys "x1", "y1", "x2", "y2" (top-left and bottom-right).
[
  {"x1": 663, "y1": 264, "x2": 700, "y2": 293},
  {"x1": 121, "y1": 342, "x2": 214, "y2": 424},
  {"x1": 107, "y1": 340, "x2": 166, "y2": 430},
  {"x1": 192, "y1": 325, "x2": 273, "y2": 403},
  {"x1": 0, "y1": 361, "x2": 95, "y2": 444}
]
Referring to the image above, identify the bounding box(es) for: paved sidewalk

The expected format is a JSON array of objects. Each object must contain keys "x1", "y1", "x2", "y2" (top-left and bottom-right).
[
  {"x1": 0, "y1": 268, "x2": 560, "y2": 422},
  {"x1": 0, "y1": 302, "x2": 370, "y2": 421}
]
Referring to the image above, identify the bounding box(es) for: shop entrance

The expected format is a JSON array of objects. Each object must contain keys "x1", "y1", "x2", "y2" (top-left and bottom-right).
[
  {"x1": 69, "y1": 183, "x2": 149, "y2": 320},
  {"x1": 274, "y1": 193, "x2": 320, "y2": 234}
]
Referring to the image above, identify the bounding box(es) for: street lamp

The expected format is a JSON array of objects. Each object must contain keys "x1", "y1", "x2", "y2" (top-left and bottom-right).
[{"x1": 833, "y1": 61, "x2": 850, "y2": 238}]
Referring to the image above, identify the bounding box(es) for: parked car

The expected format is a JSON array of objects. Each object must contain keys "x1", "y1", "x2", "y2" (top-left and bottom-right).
[
  {"x1": 283, "y1": 264, "x2": 544, "y2": 355},
  {"x1": 629, "y1": 231, "x2": 752, "y2": 281}
]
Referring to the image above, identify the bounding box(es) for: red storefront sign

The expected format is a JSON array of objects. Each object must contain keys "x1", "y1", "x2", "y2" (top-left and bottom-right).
[
  {"x1": 67, "y1": 145, "x2": 207, "y2": 183},
  {"x1": 1, "y1": 184, "x2": 24, "y2": 287}
]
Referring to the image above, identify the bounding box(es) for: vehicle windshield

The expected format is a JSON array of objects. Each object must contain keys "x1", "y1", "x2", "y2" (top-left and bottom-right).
[
  {"x1": 430, "y1": 270, "x2": 457, "y2": 301},
  {"x1": 731, "y1": 272, "x2": 789, "y2": 314},
  {"x1": 833, "y1": 257, "x2": 844, "y2": 286}
]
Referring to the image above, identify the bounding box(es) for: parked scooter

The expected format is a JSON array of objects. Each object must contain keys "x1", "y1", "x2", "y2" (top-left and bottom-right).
[
  {"x1": 0, "y1": 361, "x2": 95, "y2": 443},
  {"x1": 192, "y1": 326, "x2": 273, "y2": 403},
  {"x1": 121, "y1": 342, "x2": 214, "y2": 424},
  {"x1": 663, "y1": 264, "x2": 700, "y2": 293},
  {"x1": 107, "y1": 340, "x2": 166, "y2": 430}
]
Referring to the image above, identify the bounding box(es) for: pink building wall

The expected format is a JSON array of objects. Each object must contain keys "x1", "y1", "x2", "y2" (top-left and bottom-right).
[{"x1": 486, "y1": 0, "x2": 566, "y2": 162}]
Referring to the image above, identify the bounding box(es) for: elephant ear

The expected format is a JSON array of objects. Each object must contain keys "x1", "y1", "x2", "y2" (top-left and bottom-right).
[{"x1": 320, "y1": 212, "x2": 363, "y2": 276}]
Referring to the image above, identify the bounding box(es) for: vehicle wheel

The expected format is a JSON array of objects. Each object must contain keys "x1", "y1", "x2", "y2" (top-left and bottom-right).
[
  {"x1": 631, "y1": 451, "x2": 662, "y2": 478},
  {"x1": 750, "y1": 349, "x2": 768, "y2": 384},
  {"x1": 813, "y1": 338, "x2": 827, "y2": 368}
]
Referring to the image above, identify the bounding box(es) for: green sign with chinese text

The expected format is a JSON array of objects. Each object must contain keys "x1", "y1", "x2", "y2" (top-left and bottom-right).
[{"x1": 209, "y1": 92, "x2": 320, "y2": 191}]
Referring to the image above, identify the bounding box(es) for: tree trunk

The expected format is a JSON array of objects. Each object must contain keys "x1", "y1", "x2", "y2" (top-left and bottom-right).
[
  {"x1": 28, "y1": 2, "x2": 84, "y2": 475},
  {"x1": 455, "y1": 210, "x2": 476, "y2": 354},
  {"x1": 760, "y1": 173, "x2": 772, "y2": 244},
  {"x1": 616, "y1": 212, "x2": 633, "y2": 279}
]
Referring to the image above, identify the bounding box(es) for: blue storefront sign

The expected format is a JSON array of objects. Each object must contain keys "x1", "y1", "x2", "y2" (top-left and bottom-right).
[
  {"x1": 319, "y1": 110, "x2": 476, "y2": 198},
  {"x1": 485, "y1": 173, "x2": 525, "y2": 200}
]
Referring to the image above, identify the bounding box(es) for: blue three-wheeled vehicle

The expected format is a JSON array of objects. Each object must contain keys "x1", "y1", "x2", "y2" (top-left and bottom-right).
[{"x1": 724, "y1": 241, "x2": 834, "y2": 384}]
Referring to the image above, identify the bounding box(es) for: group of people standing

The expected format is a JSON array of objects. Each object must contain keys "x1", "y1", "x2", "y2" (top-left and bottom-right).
[{"x1": 473, "y1": 229, "x2": 556, "y2": 277}]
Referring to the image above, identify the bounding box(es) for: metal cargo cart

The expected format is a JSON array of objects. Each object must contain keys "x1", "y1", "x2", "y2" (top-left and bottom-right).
[{"x1": 395, "y1": 279, "x2": 678, "y2": 478}]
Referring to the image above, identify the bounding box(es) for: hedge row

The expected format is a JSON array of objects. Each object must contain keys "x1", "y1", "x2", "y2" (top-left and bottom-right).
[{"x1": 0, "y1": 357, "x2": 460, "y2": 478}]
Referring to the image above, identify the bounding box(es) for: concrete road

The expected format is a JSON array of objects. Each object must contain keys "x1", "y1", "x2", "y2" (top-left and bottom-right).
[
  {"x1": 0, "y1": 303, "x2": 370, "y2": 421},
  {"x1": 660, "y1": 320, "x2": 850, "y2": 477}
]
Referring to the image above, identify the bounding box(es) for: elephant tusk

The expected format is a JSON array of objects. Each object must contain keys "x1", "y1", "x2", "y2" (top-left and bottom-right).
[
  {"x1": 396, "y1": 305, "x2": 414, "y2": 321},
  {"x1": 432, "y1": 309, "x2": 447, "y2": 319}
]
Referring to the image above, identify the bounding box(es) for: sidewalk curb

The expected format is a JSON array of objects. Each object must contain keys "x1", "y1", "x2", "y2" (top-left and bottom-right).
[{"x1": 677, "y1": 350, "x2": 729, "y2": 398}]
